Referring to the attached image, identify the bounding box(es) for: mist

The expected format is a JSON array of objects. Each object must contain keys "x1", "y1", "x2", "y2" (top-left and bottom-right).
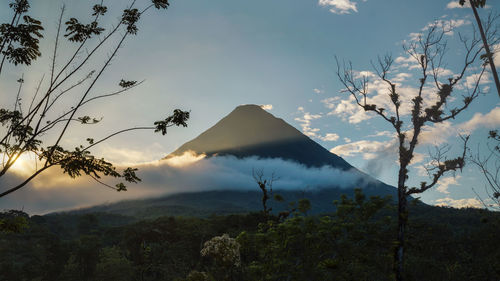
[{"x1": 0, "y1": 153, "x2": 369, "y2": 214}]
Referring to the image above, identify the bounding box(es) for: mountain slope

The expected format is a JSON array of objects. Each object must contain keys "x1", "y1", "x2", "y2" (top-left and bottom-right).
[
  {"x1": 54, "y1": 186, "x2": 397, "y2": 219},
  {"x1": 167, "y1": 104, "x2": 352, "y2": 169},
  {"x1": 54, "y1": 104, "x2": 399, "y2": 218}
]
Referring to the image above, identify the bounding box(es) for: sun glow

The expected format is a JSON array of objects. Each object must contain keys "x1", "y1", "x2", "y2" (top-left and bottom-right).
[
  {"x1": 163, "y1": 150, "x2": 206, "y2": 167},
  {"x1": 7, "y1": 153, "x2": 39, "y2": 176}
]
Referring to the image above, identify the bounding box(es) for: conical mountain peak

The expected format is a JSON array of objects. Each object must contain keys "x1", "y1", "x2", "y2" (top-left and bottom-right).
[{"x1": 166, "y1": 104, "x2": 352, "y2": 170}]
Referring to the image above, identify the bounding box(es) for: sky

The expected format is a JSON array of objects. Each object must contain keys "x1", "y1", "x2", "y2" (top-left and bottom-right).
[{"x1": 0, "y1": 0, "x2": 499, "y2": 214}]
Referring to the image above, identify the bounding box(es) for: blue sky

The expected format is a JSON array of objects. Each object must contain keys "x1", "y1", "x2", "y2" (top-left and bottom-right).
[{"x1": 1, "y1": 0, "x2": 499, "y2": 212}]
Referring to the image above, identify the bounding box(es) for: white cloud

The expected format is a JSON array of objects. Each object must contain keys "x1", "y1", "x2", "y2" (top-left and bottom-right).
[
  {"x1": 410, "y1": 152, "x2": 425, "y2": 166},
  {"x1": 436, "y1": 175, "x2": 461, "y2": 194},
  {"x1": 416, "y1": 165, "x2": 428, "y2": 177},
  {"x1": 419, "y1": 121, "x2": 455, "y2": 146},
  {"x1": 1, "y1": 153, "x2": 370, "y2": 214},
  {"x1": 323, "y1": 95, "x2": 372, "y2": 124},
  {"x1": 460, "y1": 107, "x2": 500, "y2": 133},
  {"x1": 330, "y1": 139, "x2": 396, "y2": 158},
  {"x1": 295, "y1": 108, "x2": 340, "y2": 142},
  {"x1": 392, "y1": 72, "x2": 412, "y2": 82},
  {"x1": 462, "y1": 72, "x2": 491, "y2": 89},
  {"x1": 367, "y1": 131, "x2": 394, "y2": 138},
  {"x1": 344, "y1": 137, "x2": 351, "y2": 143},
  {"x1": 313, "y1": 88, "x2": 325, "y2": 94},
  {"x1": 446, "y1": 1, "x2": 468, "y2": 9},
  {"x1": 423, "y1": 19, "x2": 471, "y2": 35},
  {"x1": 435, "y1": 197, "x2": 482, "y2": 208},
  {"x1": 494, "y1": 44, "x2": 500, "y2": 67},
  {"x1": 445, "y1": 1, "x2": 489, "y2": 9},
  {"x1": 410, "y1": 107, "x2": 500, "y2": 147},
  {"x1": 355, "y1": 70, "x2": 376, "y2": 79},
  {"x1": 434, "y1": 67, "x2": 454, "y2": 77},
  {"x1": 408, "y1": 32, "x2": 423, "y2": 42},
  {"x1": 295, "y1": 108, "x2": 322, "y2": 138},
  {"x1": 163, "y1": 150, "x2": 206, "y2": 167},
  {"x1": 260, "y1": 104, "x2": 273, "y2": 110},
  {"x1": 319, "y1": 0, "x2": 358, "y2": 14},
  {"x1": 320, "y1": 133, "x2": 340, "y2": 142}
]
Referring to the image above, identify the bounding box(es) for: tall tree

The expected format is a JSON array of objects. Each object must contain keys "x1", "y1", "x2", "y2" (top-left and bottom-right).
[
  {"x1": 460, "y1": 0, "x2": 500, "y2": 98},
  {"x1": 0, "y1": 0, "x2": 189, "y2": 197},
  {"x1": 336, "y1": 22, "x2": 487, "y2": 280}
]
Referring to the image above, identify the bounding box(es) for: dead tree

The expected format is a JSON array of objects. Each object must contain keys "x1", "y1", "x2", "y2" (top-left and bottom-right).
[
  {"x1": 337, "y1": 21, "x2": 486, "y2": 281},
  {"x1": 252, "y1": 168, "x2": 278, "y2": 217}
]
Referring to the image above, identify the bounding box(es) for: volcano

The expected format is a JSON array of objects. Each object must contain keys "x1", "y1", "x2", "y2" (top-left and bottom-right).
[
  {"x1": 166, "y1": 104, "x2": 352, "y2": 169},
  {"x1": 56, "y1": 104, "x2": 397, "y2": 218}
]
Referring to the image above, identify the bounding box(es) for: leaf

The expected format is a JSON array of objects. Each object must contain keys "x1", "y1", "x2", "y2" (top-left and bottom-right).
[
  {"x1": 152, "y1": 0, "x2": 170, "y2": 9},
  {"x1": 92, "y1": 4, "x2": 107, "y2": 16},
  {"x1": 119, "y1": 79, "x2": 137, "y2": 88}
]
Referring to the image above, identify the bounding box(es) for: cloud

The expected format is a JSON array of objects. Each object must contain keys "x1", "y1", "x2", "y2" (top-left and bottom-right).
[
  {"x1": 367, "y1": 131, "x2": 394, "y2": 138},
  {"x1": 460, "y1": 107, "x2": 500, "y2": 133},
  {"x1": 434, "y1": 67, "x2": 454, "y2": 78},
  {"x1": 323, "y1": 95, "x2": 371, "y2": 124},
  {"x1": 0, "y1": 153, "x2": 369, "y2": 214},
  {"x1": 445, "y1": 1, "x2": 490, "y2": 9},
  {"x1": 319, "y1": 0, "x2": 358, "y2": 14},
  {"x1": 295, "y1": 107, "x2": 322, "y2": 138},
  {"x1": 344, "y1": 137, "x2": 351, "y2": 143},
  {"x1": 330, "y1": 139, "x2": 396, "y2": 158},
  {"x1": 435, "y1": 197, "x2": 482, "y2": 208},
  {"x1": 422, "y1": 19, "x2": 471, "y2": 36},
  {"x1": 494, "y1": 44, "x2": 500, "y2": 66},
  {"x1": 446, "y1": 1, "x2": 468, "y2": 9},
  {"x1": 461, "y1": 72, "x2": 491, "y2": 89},
  {"x1": 392, "y1": 72, "x2": 412, "y2": 82},
  {"x1": 320, "y1": 133, "x2": 340, "y2": 142},
  {"x1": 163, "y1": 150, "x2": 206, "y2": 167},
  {"x1": 93, "y1": 143, "x2": 169, "y2": 166},
  {"x1": 410, "y1": 152, "x2": 426, "y2": 166},
  {"x1": 418, "y1": 107, "x2": 500, "y2": 145},
  {"x1": 260, "y1": 104, "x2": 273, "y2": 110},
  {"x1": 295, "y1": 108, "x2": 340, "y2": 142},
  {"x1": 313, "y1": 88, "x2": 325, "y2": 94},
  {"x1": 436, "y1": 175, "x2": 461, "y2": 194}
]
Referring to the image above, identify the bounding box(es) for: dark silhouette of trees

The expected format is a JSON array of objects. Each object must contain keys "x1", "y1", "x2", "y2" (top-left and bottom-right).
[
  {"x1": 336, "y1": 21, "x2": 488, "y2": 280},
  {"x1": 0, "y1": 0, "x2": 189, "y2": 197}
]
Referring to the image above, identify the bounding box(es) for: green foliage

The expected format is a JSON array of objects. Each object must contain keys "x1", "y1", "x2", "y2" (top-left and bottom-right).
[
  {"x1": 1, "y1": 198, "x2": 499, "y2": 281},
  {"x1": 64, "y1": 17, "x2": 104, "y2": 42},
  {"x1": 154, "y1": 109, "x2": 190, "y2": 135},
  {"x1": 0, "y1": 210, "x2": 28, "y2": 233},
  {"x1": 152, "y1": 0, "x2": 170, "y2": 10},
  {"x1": 119, "y1": 79, "x2": 137, "y2": 88},
  {"x1": 0, "y1": 0, "x2": 43, "y2": 66},
  {"x1": 122, "y1": 8, "x2": 141, "y2": 35},
  {"x1": 489, "y1": 129, "x2": 499, "y2": 153},
  {"x1": 94, "y1": 246, "x2": 133, "y2": 281},
  {"x1": 237, "y1": 189, "x2": 393, "y2": 281},
  {"x1": 182, "y1": 271, "x2": 214, "y2": 281}
]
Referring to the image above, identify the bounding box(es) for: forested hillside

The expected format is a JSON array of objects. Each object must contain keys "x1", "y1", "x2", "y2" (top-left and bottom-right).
[{"x1": 1, "y1": 191, "x2": 499, "y2": 281}]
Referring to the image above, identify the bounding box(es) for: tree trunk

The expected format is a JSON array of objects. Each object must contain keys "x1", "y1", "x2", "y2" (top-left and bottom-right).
[
  {"x1": 395, "y1": 171, "x2": 408, "y2": 281},
  {"x1": 469, "y1": 0, "x2": 500, "y2": 98}
]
